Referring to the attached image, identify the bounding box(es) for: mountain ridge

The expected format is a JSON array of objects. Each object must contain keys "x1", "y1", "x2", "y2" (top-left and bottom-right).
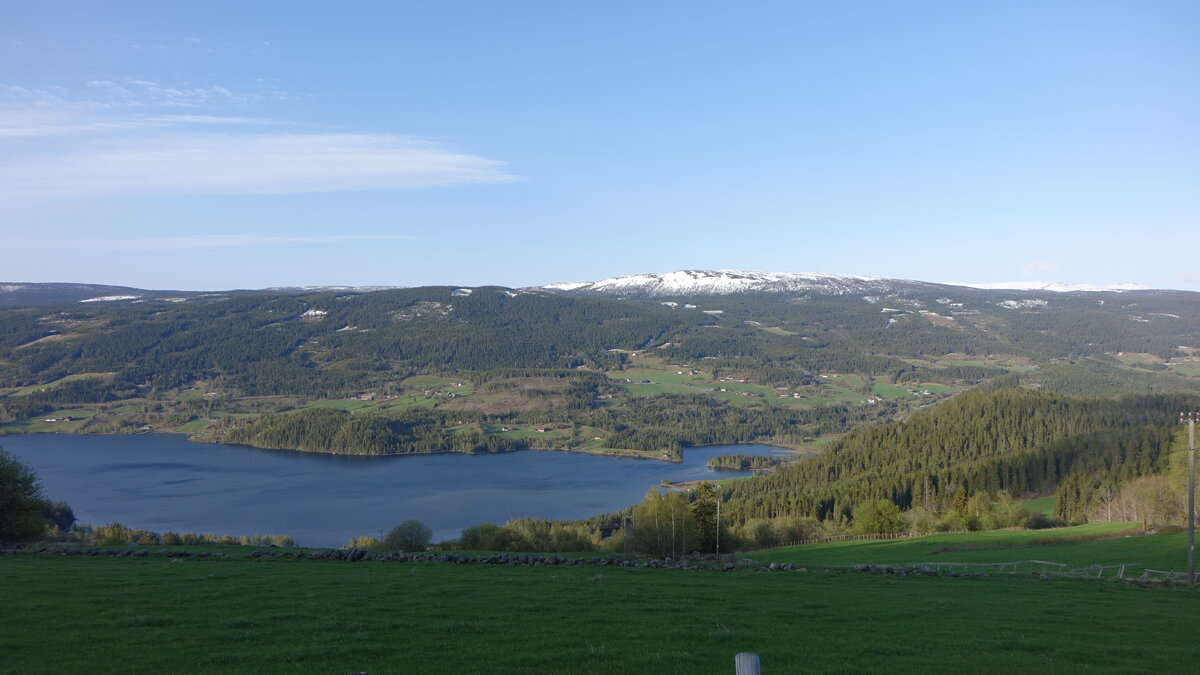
[
  {"x1": 0, "y1": 270, "x2": 1176, "y2": 308},
  {"x1": 539, "y1": 269, "x2": 1148, "y2": 297}
]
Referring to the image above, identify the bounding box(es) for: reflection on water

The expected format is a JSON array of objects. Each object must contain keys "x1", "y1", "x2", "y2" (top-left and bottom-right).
[{"x1": 2, "y1": 434, "x2": 800, "y2": 547}]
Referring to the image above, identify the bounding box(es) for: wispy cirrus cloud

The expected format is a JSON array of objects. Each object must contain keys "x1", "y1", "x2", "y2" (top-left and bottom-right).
[
  {"x1": 0, "y1": 81, "x2": 521, "y2": 197},
  {"x1": 1, "y1": 132, "x2": 520, "y2": 196}
]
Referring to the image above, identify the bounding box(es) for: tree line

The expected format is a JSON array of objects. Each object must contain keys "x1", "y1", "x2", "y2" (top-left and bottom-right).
[{"x1": 720, "y1": 388, "x2": 1199, "y2": 526}]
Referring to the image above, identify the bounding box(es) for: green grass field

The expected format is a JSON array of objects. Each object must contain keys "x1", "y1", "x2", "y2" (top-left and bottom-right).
[
  {"x1": 7, "y1": 372, "x2": 114, "y2": 396},
  {"x1": 302, "y1": 398, "x2": 379, "y2": 411},
  {"x1": 175, "y1": 418, "x2": 213, "y2": 433},
  {"x1": 402, "y1": 375, "x2": 474, "y2": 396},
  {"x1": 0, "y1": 409, "x2": 97, "y2": 433},
  {"x1": 745, "y1": 524, "x2": 1198, "y2": 570},
  {"x1": 1168, "y1": 363, "x2": 1200, "y2": 377},
  {"x1": 378, "y1": 393, "x2": 441, "y2": 411},
  {"x1": 609, "y1": 361, "x2": 911, "y2": 408},
  {"x1": 1020, "y1": 496, "x2": 1056, "y2": 516},
  {"x1": 806, "y1": 434, "x2": 843, "y2": 450},
  {"x1": 1, "y1": 553, "x2": 1197, "y2": 673},
  {"x1": 1115, "y1": 352, "x2": 1162, "y2": 366},
  {"x1": 870, "y1": 379, "x2": 914, "y2": 397}
]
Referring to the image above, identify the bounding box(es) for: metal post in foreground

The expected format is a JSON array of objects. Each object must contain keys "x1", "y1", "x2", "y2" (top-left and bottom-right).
[
  {"x1": 716, "y1": 496, "x2": 722, "y2": 556},
  {"x1": 735, "y1": 652, "x2": 761, "y2": 675},
  {"x1": 1183, "y1": 412, "x2": 1197, "y2": 586}
]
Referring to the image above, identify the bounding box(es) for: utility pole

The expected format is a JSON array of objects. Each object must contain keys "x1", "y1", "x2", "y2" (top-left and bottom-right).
[
  {"x1": 624, "y1": 515, "x2": 632, "y2": 558},
  {"x1": 716, "y1": 496, "x2": 722, "y2": 557},
  {"x1": 671, "y1": 508, "x2": 676, "y2": 559},
  {"x1": 1182, "y1": 412, "x2": 1197, "y2": 586}
]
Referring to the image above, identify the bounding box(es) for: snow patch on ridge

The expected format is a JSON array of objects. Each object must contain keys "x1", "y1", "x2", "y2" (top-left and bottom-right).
[
  {"x1": 541, "y1": 269, "x2": 906, "y2": 297},
  {"x1": 947, "y1": 280, "x2": 1145, "y2": 293},
  {"x1": 543, "y1": 281, "x2": 592, "y2": 291},
  {"x1": 997, "y1": 299, "x2": 1049, "y2": 309},
  {"x1": 80, "y1": 295, "x2": 140, "y2": 302}
]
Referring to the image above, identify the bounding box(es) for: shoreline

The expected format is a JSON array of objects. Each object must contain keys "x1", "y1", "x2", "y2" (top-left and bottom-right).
[{"x1": 1, "y1": 428, "x2": 804, "y2": 464}]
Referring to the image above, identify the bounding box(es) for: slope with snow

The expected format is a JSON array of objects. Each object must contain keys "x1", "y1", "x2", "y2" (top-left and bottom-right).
[
  {"x1": 542, "y1": 269, "x2": 1158, "y2": 297},
  {"x1": 541, "y1": 269, "x2": 927, "y2": 297},
  {"x1": 946, "y1": 280, "x2": 1145, "y2": 293}
]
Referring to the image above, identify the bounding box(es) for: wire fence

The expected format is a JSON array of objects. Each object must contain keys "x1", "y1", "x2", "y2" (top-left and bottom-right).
[
  {"x1": 868, "y1": 560, "x2": 1127, "y2": 577},
  {"x1": 837, "y1": 559, "x2": 1196, "y2": 583},
  {"x1": 750, "y1": 530, "x2": 972, "y2": 551}
]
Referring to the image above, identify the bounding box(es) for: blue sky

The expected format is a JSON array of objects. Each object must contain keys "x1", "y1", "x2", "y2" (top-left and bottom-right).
[{"x1": 2, "y1": 1, "x2": 1197, "y2": 290}]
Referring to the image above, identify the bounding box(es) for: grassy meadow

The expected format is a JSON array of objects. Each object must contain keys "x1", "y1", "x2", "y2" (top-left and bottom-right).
[
  {"x1": 1020, "y1": 496, "x2": 1056, "y2": 516},
  {"x1": 745, "y1": 524, "x2": 1197, "y2": 571},
  {"x1": 2, "y1": 551, "x2": 1198, "y2": 674}
]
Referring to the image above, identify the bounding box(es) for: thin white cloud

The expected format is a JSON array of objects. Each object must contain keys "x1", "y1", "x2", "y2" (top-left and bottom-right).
[
  {"x1": 1, "y1": 78, "x2": 276, "y2": 127},
  {"x1": 0, "y1": 81, "x2": 520, "y2": 196},
  {"x1": 144, "y1": 114, "x2": 280, "y2": 126},
  {"x1": 0, "y1": 132, "x2": 520, "y2": 196},
  {"x1": 89, "y1": 79, "x2": 242, "y2": 107},
  {"x1": 86, "y1": 234, "x2": 427, "y2": 251},
  {"x1": 0, "y1": 105, "x2": 282, "y2": 137},
  {"x1": 1021, "y1": 260, "x2": 1060, "y2": 277}
]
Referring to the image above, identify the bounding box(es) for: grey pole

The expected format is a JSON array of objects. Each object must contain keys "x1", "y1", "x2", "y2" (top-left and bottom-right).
[
  {"x1": 734, "y1": 652, "x2": 761, "y2": 675},
  {"x1": 1185, "y1": 412, "x2": 1196, "y2": 586},
  {"x1": 716, "y1": 496, "x2": 721, "y2": 557}
]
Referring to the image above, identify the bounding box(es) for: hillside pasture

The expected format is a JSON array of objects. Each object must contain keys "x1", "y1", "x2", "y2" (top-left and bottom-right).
[
  {"x1": 1114, "y1": 352, "x2": 1163, "y2": 366},
  {"x1": 745, "y1": 524, "x2": 1197, "y2": 571},
  {"x1": 0, "y1": 408, "x2": 97, "y2": 433},
  {"x1": 302, "y1": 398, "x2": 379, "y2": 412},
  {"x1": 1019, "y1": 496, "x2": 1056, "y2": 516},
  {"x1": 402, "y1": 375, "x2": 474, "y2": 396},
  {"x1": 377, "y1": 393, "x2": 440, "y2": 411},
  {"x1": 1168, "y1": 362, "x2": 1200, "y2": 377},
  {"x1": 438, "y1": 379, "x2": 564, "y2": 413},
  {"x1": 1, "y1": 553, "x2": 1197, "y2": 674},
  {"x1": 7, "y1": 372, "x2": 115, "y2": 397}
]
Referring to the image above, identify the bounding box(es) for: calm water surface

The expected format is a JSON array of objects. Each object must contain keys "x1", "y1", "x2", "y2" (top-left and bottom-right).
[{"x1": 2, "y1": 434, "x2": 798, "y2": 547}]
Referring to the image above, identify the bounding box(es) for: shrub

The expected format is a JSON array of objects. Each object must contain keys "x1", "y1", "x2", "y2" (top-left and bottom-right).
[
  {"x1": 344, "y1": 535, "x2": 380, "y2": 550},
  {"x1": 0, "y1": 448, "x2": 48, "y2": 545},
  {"x1": 853, "y1": 499, "x2": 904, "y2": 535},
  {"x1": 381, "y1": 519, "x2": 432, "y2": 551},
  {"x1": 458, "y1": 523, "x2": 501, "y2": 550}
]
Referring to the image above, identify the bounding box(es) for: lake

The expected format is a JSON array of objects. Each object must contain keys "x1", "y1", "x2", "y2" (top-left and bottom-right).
[{"x1": 1, "y1": 434, "x2": 799, "y2": 547}]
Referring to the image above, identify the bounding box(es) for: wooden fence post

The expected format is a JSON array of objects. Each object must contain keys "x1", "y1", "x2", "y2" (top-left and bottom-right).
[{"x1": 735, "y1": 652, "x2": 761, "y2": 675}]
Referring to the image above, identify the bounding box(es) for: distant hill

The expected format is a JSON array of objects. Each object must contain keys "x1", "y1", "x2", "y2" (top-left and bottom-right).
[
  {"x1": 537, "y1": 268, "x2": 1147, "y2": 297},
  {"x1": 3, "y1": 274, "x2": 1200, "y2": 398},
  {"x1": 5, "y1": 272, "x2": 1200, "y2": 531},
  {"x1": 0, "y1": 282, "x2": 408, "y2": 308},
  {"x1": 0, "y1": 283, "x2": 166, "y2": 307}
]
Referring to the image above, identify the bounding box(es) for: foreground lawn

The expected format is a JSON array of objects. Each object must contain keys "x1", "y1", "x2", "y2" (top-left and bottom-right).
[
  {"x1": 1, "y1": 554, "x2": 1198, "y2": 673},
  {"x1": 746, "y1": 524, "x2": 1197, "y2": 570}
]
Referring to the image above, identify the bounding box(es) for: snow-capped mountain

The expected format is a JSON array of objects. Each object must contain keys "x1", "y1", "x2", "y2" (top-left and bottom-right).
[
  {"x1": 540, "y1": 269, "x2": 936, "y2": 297},
  {"x1": 541, "y1": 270, "x2": 1152, "y2": 297},
  {"x1": 945, "y1": 280, "x2": 1145, "y2": 293}
]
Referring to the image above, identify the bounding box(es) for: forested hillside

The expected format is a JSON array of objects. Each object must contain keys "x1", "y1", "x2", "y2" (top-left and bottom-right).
[
  {"x1": 722, "y1": 389, "x2": 1197, "y2": 526},
  {"x1": 3, "y1": 281, "x2": 1200, "y2": 465},
  {"x1": 0, "y1": 287, "x2": 701, "y2": 395}
]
